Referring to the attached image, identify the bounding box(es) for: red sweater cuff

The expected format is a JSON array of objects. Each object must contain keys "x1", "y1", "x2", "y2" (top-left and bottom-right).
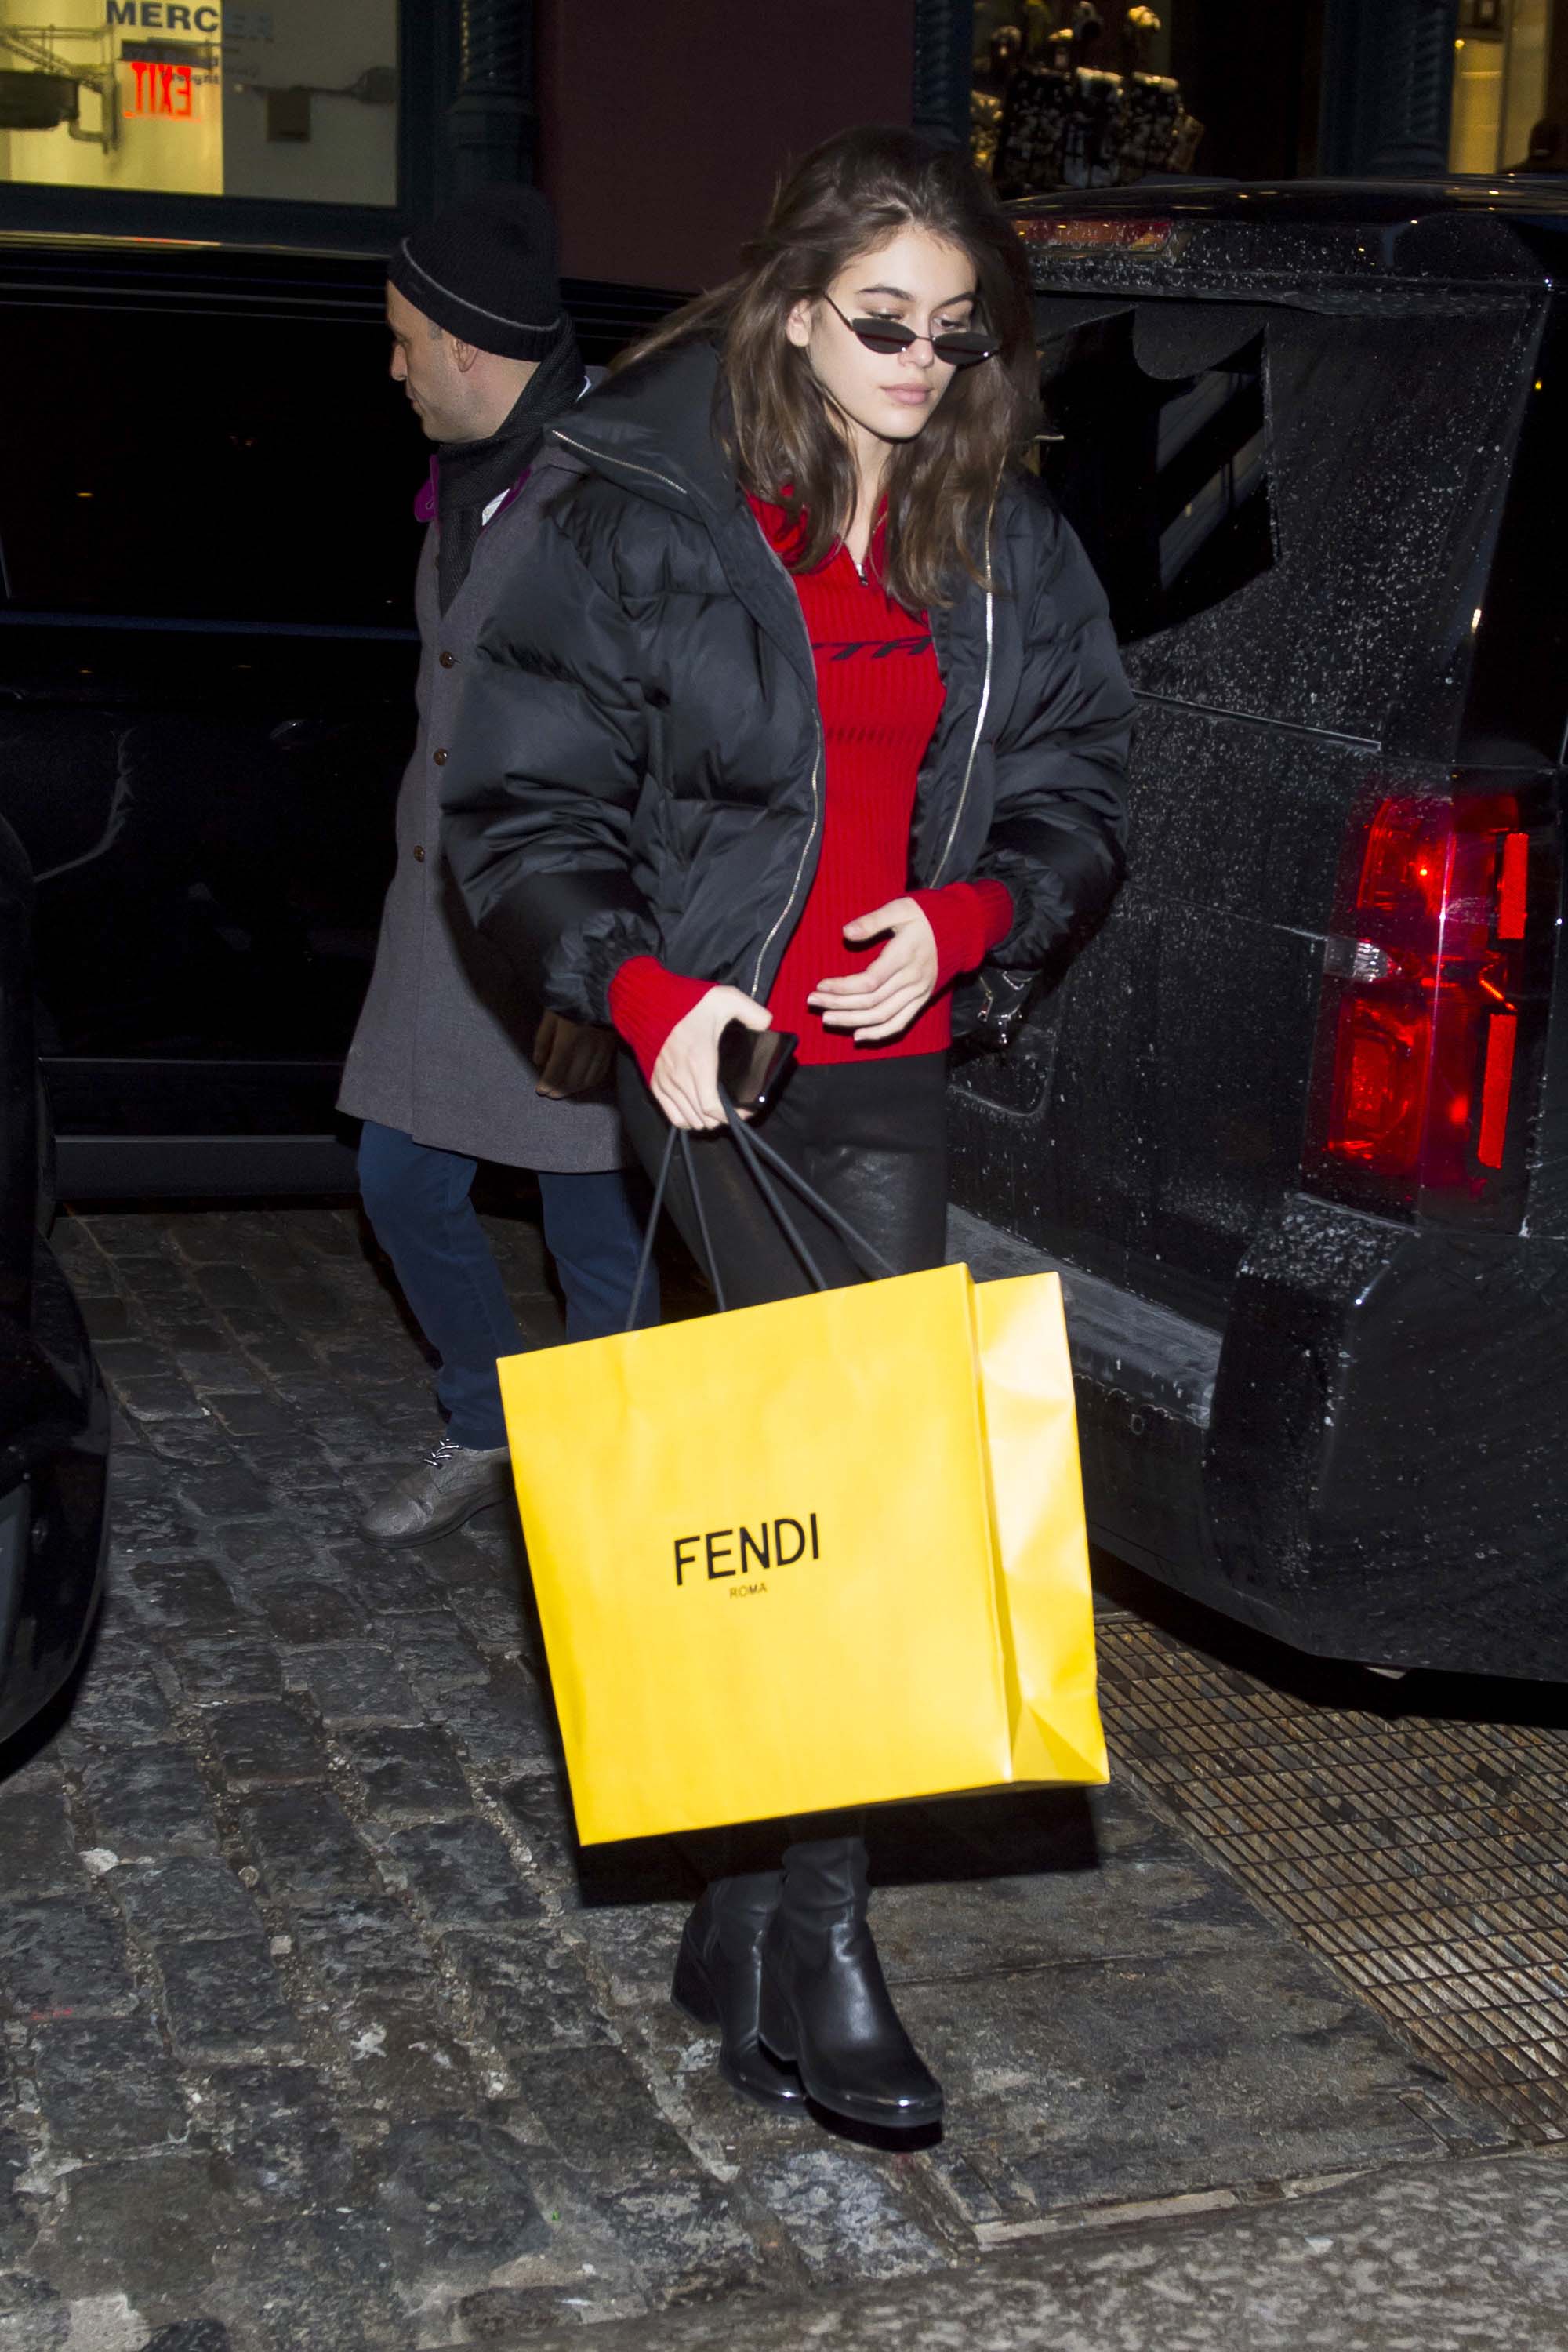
[
  {"x1": 912, "y1": 879, "x2": 1015, "y2": 995},
  {"x1": 608, "y1": 956, "x2": 714, "y2": 1087}
]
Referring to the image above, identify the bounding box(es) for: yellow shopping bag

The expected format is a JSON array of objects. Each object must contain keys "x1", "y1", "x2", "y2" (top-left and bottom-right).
[{"x1": 498, "y1": 1229, "x2": 1106, "y2": 1845}]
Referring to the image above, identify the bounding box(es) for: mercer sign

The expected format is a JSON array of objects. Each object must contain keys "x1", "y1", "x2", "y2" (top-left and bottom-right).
[{"x1": 106, "y1": 5, "x2": 274, "y2": 31}]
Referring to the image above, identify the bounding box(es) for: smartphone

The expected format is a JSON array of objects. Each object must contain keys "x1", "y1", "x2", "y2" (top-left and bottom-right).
[{"x1": 718, "y1": 1024, "x2": 798, "y2": 1115}]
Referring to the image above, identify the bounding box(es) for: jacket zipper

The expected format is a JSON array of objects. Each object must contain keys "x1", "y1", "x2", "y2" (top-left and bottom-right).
[
  {"x1": 928, "y1": 504, "x2": 996, "y2": 887},
  {"x1": 750, "y1": 533, "x2": 824, "y2": 999},
  {"x1": 550, "y1": 429, "x2": 690, "y2": 499}
]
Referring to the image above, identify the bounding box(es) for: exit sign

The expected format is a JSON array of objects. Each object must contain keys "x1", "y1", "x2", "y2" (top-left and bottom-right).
[{"x1": 124, "y1": 57, "x2": 194, "y2": 115}]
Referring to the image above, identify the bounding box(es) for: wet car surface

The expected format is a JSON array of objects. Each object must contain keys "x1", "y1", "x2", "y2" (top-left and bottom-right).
[{"x1": 953, "y1": 180, "x2": 1568, "y2": 1678}]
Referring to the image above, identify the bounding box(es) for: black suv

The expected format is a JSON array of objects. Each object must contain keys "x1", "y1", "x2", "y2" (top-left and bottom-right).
[
  {"x1": 7, "y1": 196, "x2": 1566, "y2": 1686},
  {"x1": 952, "y1": 181, "x2": 1568, "y2": 1681},
  {"x1": 0, "y1": 235, "x2": 674, "y2": 1197},
  {"x1": 0, "y1": 814, "x2": 108, "y2": 1745}
]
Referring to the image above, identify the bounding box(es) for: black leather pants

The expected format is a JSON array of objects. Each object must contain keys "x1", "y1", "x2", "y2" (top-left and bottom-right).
[
  {"x1": 617, "y1": 1047, "x2": 950, "y2": 1879},
  {"x1": 616, "y1": 1048, "x2": 949, "y2": 1308}
]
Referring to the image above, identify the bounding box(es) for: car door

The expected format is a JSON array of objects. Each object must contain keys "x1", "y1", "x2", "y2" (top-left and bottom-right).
[
  {"x1": 950, "y1": 276, "x2": 1548, "y2": 1328},
  {"x1": 0, "y1": 240, "x2": 423, "y2": 1192}
]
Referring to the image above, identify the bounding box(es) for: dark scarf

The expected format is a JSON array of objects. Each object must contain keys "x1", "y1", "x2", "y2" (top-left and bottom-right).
[{"x1": 434, "y1": 325, "x2": 585, "y2": 614}]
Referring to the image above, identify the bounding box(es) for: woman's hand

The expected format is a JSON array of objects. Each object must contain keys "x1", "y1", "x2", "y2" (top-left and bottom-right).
[
  {"x1": 650, "y1": 985, "x2": 771, "y2": 1131},
  {"x1": 808, "y1": 898, "x2": 938, "y2": 1043},
  {"x1": 533, "y1": 1011, "x2": 617, "y2": 1098}
]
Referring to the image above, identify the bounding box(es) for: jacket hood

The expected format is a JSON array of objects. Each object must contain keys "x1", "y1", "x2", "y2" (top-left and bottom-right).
[
  {"x1": 545, "y1": 337, "x2": 737, "y2": 519},
  {"x1": 548, "y1": 332, "x2": 1040, "y2": 554}
]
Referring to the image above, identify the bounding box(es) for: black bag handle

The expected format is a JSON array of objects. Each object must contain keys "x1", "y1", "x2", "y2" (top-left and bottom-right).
[
  {"x1": 678, "y1": 1127, "x2": 728, "y2": 1311},
  {"x1": 718, "y1": 1091, "x2": 898, "y2": 1280},
  {"x1": 713, "y1": 1098, "x2": 833, "y2": 1293},
  {"x1": 623, "y1": 1088, "x2": 898, "y2": 1332},
  {"x1": 624, "y1": 1127, "x2": 693, "y2": 1330}
]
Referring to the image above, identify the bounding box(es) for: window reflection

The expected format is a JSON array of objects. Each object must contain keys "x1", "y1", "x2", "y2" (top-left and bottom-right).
[
  {"x1": 1040, "y1": 310, "x2": 1275, "y2": 647},
  {"x1": 0, "y1": 0, "x2": 397, "y2": 205},
  {"x1": 1450, "y1": 0, "x2": 1549, "y2": 175}
]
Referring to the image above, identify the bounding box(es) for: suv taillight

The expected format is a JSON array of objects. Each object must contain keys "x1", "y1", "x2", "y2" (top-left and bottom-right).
[{"x1": 1301, "y1": 792, "x2": 1556, "y2": 1225}]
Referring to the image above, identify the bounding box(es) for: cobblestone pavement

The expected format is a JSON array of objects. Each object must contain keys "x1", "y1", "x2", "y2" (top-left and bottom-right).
[
  {"x1": 452, "y1": 2150, "x2": 1568, "y2": 2352},
  {"x1": 0, "y1": 1201, "x2": 1522, "y2": 2350}
]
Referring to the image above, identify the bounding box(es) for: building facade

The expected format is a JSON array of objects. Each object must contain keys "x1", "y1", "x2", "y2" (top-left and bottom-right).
[
  {"x1": 1, "y1": 2, "x2": 1563, "y2": 276},
  {"x1": 0, "y1": 0, "x2": 929, "y2": 278}
]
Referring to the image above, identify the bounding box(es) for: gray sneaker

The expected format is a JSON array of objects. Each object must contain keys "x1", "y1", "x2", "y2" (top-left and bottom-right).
[{"x1": 359, "y1": 1437, "x2": 513, "y2": 1546}]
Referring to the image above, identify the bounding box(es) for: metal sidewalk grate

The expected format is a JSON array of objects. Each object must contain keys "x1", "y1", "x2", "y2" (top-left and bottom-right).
[{"x1": 1095, "y1": 1610, "x2": 1568, "y2": 2143}]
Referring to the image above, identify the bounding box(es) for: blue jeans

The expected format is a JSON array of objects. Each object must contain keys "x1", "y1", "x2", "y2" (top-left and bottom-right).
[{"x1": 358, "y1": 1121, "x2": 657, "y2": 1451}]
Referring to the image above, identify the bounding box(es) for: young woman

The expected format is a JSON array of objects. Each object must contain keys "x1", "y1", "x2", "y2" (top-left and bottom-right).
[{"x1": 442, "y1": 128, "x2": 1133, "y2": 2132}]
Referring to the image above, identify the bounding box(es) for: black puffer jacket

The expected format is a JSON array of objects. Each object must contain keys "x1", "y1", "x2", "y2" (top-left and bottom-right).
[{"x1": 441, "y1": 339, "x2": 1133, "y2": 1030}]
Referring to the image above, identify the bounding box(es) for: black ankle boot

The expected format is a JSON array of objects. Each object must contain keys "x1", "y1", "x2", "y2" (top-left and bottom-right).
[
  {"x1": 670, "y1": 1875, "x2": 806, "y2": 2108},
  {"x1": 757, "y1": 1837, "x2": 943, "y2": 2130}
]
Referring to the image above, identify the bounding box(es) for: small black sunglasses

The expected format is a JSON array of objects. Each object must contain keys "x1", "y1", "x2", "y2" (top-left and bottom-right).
[{"x1": 819, "y1": 289, "x2": 996, "y2": 368}]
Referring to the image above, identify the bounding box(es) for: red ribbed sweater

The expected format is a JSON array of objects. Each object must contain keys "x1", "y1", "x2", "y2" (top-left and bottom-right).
[{"x1": 608, "y1": 496, "x2": 1013, "y2": 1080}]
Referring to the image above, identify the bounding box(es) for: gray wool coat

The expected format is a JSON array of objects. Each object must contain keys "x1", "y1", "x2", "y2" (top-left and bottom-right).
[{"x1": 337, "y1": 470, "x2": 630, "y2": 1173}]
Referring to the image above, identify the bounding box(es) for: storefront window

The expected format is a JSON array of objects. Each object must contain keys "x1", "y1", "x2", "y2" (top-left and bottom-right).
[
  {"x1": 971, "y1": 3, "x2": 1200, "y2": 196},
  {"x1": 1450, "y1": 0, "x2": 1549, "y2": 174},
  {"x1": 0, "y1": 0, "x2": 397, "y2": 206}
]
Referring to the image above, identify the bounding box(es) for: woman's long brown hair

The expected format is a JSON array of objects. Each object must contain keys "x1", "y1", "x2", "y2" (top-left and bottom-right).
[{"x1": 618, "y1": 127, "x2": 1038, "y2": 612}]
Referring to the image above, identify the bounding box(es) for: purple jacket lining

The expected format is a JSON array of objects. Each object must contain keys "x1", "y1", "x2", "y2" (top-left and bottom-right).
[{"x1": 414, "y1": 457, "x2": 532, "y2": 528}]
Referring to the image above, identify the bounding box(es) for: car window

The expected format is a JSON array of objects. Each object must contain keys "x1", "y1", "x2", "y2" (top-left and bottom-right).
[
  {"x1": 1040, "y1": 308, "x2": 1274, "y2": 648},
  {"x1": 1034, "y1": 292, "x2": 1539, "y2": 741},
  {"x1": 0, "y1": 299, "x2": 423, "y2": 627}
]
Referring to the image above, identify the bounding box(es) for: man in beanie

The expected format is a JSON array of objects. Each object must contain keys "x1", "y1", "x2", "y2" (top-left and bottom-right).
[{"x1": 339, "y1": 184, "x2": 655, "y2": 1546}]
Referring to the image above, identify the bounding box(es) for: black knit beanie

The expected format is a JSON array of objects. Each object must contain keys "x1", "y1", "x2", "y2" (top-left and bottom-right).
[{"x1": 387, "y1": 184, "x2": 564, "y2": 361}]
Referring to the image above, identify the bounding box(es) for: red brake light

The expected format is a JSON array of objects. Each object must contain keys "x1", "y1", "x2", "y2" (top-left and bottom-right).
[
  {"x1": 1301, "y1": 793, "x2": 1551, "y2": 1222},
  {"x1": 1497, "y1": 829, "x2": 1529, "y2": 939}
]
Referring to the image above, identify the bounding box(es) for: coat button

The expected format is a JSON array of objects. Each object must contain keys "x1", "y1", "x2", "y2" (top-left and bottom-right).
[
  {"x1": 433, "y1": 747, "x2": 448, "y2": 765},
  {"x1": 412, "y1": 844, "x2": 426, "y2": 862},
  {"x1": 439, "y1": 651, "x2": 456, "y2": 668}
]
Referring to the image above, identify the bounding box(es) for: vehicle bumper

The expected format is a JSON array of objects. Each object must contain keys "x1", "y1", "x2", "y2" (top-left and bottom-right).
[
  {"x1": 1204, "y1": 1196, "x2": 1568, "y2": 1678},
  {"x1": 952, "y1": 1198, "x2": 1568, "y2": 1681}
]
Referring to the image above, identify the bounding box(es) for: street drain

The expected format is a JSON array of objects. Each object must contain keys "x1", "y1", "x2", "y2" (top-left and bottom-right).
[{"x1": 1094, "y1": 1602, "x2": 1568, "y2": 2143}]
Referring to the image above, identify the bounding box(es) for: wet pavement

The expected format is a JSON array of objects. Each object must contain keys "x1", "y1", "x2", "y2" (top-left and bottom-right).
[
  {"x1": 494, "y1": 2152, "x2": 1568, "y2": 2351},
  {"x1": 0, "y1": 1197, "x2": 1559, "y2": 2349}
]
